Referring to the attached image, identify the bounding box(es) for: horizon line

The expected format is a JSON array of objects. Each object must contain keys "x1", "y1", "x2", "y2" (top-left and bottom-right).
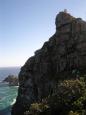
[{"x1": 0, "y1": 66, "x2": 21, "y2": 68}]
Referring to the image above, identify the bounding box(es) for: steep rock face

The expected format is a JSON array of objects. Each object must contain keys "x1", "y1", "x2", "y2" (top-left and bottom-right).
[{"x1": 12, "y1": 11, "x2": 86, "y2": 115}]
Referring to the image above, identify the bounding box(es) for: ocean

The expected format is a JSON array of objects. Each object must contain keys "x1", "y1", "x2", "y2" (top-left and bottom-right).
[{"x1": 0, "y1": 67, "x2": 20, "y2": 115}]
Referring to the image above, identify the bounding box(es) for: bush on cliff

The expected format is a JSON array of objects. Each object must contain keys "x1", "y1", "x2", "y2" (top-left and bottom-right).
[
  {"x1": 24, "y1": 77, "x2": 86, "y2": 115},
  {"x1": 48, "y1": 78, "x2": 86, "y2": 114}
]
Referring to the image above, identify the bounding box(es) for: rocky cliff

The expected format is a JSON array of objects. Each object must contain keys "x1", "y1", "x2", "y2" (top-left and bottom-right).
[{"x1": 12, "y1": 11, "x2": 86, "y2": 115}]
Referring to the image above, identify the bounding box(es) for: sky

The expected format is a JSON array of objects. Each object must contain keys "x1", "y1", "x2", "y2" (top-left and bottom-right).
[{"x1": 0, "y1": 0, "x2": 86, "y2": 67}]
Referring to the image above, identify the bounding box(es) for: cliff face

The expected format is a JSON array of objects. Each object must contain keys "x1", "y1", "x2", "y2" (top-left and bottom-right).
[{"x1": 12, "y1": 11, "x2": 86, "y2": 115}]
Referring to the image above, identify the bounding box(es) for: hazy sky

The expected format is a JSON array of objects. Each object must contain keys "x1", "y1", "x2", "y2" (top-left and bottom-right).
[{"x1": 0, "y1": 0, "x2": 86, "y2": 67}]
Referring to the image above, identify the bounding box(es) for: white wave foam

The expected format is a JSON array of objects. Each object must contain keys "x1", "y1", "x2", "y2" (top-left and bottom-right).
[
  {"x1": 11, "y1": 98, "x2": 16, "y2": 105},
  {"x1": 14, "y1": 86, "x2": 19, "y2": 88}
]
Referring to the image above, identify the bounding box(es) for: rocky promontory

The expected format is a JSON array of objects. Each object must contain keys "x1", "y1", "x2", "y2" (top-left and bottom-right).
[
  {"x1": 3, "y1": 75, "x2": 18, "y2": 86},
  {"x1": 12, "y1": 11, "x2": 86, "y2": 115}
]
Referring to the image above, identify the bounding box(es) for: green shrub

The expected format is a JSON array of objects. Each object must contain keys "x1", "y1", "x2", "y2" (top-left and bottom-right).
[
  {"x1": 48, "y1": 78, "x2": 86, "y2": 114},
  {"x1": 68, "y1": 111, "x2": 80, "y2": 115},
  {"x1": 24, "y1": 102, "x2": 49, "y2": 115},
  {"x1": 25, "y1": 78, "x2": 86, "y2": 115}
]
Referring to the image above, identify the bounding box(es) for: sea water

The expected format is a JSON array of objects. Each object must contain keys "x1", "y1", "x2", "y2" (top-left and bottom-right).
[{"x1": 0, "y1": 67, "x2": 20, "y2": 115}]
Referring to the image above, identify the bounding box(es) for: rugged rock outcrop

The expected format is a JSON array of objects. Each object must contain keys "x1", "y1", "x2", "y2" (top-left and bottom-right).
[
  {"x1": 12, "y1": 11, "x2": 86, "y2": 115},
  {"x1": 3, "y1": 75, "x2": 18, "y2": 86}
]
